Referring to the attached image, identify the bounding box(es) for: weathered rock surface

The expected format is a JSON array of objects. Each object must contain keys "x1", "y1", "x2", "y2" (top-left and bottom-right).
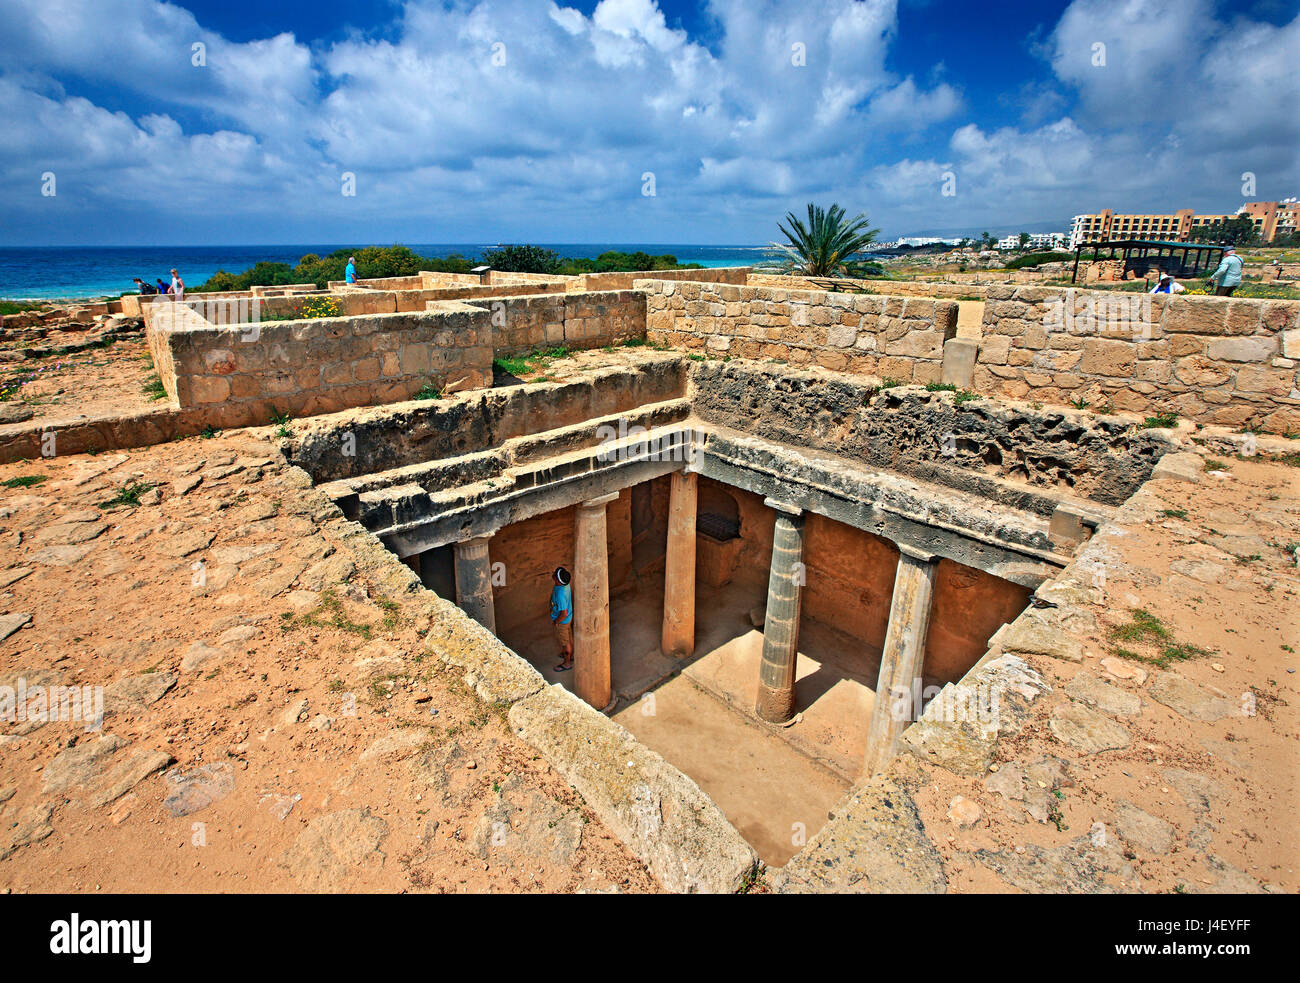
[
  {"x1": 774, "y1": 767, "x2": 946, "y2": 894},
  {"x1": 470, "y1": 774, "x2": 583, "y2": 866},
  {"x1": 900, "y1": 655, "x2": 1050, "y2": 775},
  {"x1": 285, "y1": 808, "x2": 389, "y2": 892},
  {"x1": 1149, "y1": 672, "x2": 1237, "y2": 722},
  {"x1": 86, "y1": 749, "x2": 174, "y2": 809},
  {"x1": 1112, "y1": 800, "x2": 1174, "y2": 855},
  {"x1": 102, "y1": 672, "x2": 176, "y2": 715},
  {"x1": 1049, "y1": 703, "x2": 1131, "y2": 754},
  {"x1": 1065, "y1": 671, "x2": 1142, "y2": 716},
  {"x1": 163, "y1": 762, "x2": 235, "y2": 817},
  {"x1": 976, "y1": 835, "x2": 1141, "y2": 893},
  {"x1": 42, "y1": 735, "x2": 126, "y2": 792}
]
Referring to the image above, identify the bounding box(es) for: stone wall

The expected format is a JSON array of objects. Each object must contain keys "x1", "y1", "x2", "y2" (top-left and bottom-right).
[
  {"x1": 287, "y1": 358, "x2": 688, "y2": 482},
  {"x1": 690, "y1": 361, "x2": 1174, "y2": 507},
  {"x1": 639, "y1": 278, "x2": 958, "y2": 383},
  {"x1": 579, "y1": 266, "x2": 751, "y2": 292},
  {"x1": 977, "y1": 286, "x2": 1300, "y2": 432},
  {"x1": 745, "y1": 273, "x2": 988, "y2": 300},
  {"x1": 144, "y1": 300, "x2": 493, "y2": 421},
  {"x1": 478, "y1": 290, "x2": 646, "y2": 356}
]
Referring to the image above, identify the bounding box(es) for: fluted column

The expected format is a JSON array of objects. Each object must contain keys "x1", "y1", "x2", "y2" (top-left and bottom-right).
[
  {"x1": 453, "y1": 536, "x2": 496, "y2": 634},
  {"x1": 574, "y1": 492, "x2": 618, "y2": 710},
  {"x1": 661, "y1": 469, "x2": 698, "y2": 658},
  {"x1": 755, "y1": 500, "x2": 805, "y2": 723},
  {"x1": 862, "y1": 545, "x2": 939, "y2": 778}
]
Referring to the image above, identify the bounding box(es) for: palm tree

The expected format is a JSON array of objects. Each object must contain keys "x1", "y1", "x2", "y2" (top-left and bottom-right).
[{"x1": 772, "y1": 203, "x2": 880, "y2": 277}]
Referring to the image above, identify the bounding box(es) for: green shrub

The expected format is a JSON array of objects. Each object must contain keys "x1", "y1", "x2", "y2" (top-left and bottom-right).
[{"x1": 1004, "y1": 251, "x2": 1073, "y2": 270}]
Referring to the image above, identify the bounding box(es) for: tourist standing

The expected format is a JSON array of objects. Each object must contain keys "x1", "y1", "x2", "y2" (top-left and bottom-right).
[
  {"x1": 345, "y1": 256, "x2": 357, "y2": 284},
  {"x1": 1150, "y1": 273, "x2": 1185, "y2": 294},
  {"x1": 1207, "y1": 247, "x2": 1243, "y2": 296},
  {"x1": 156, "y1": 278, "x2": 170, "y2": 295},
  {"x1": 170, "y1": 268, "x2": 185, "y2": 301},
  {"x1": 133, "y1": 277, "x2": 157, "y2": 295},
  {"x1": 551, "y1": 566, "x2": 573, "y2": 673}
]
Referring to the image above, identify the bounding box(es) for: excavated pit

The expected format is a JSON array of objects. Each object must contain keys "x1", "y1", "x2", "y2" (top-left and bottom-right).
[{"x1": 284, "y1": 355, "x2": 1175, "y2": 865}]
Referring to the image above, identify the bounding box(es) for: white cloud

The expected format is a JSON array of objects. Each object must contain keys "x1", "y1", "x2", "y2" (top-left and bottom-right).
[{"x1": 0, "y1": 0, "x2": 1295, "y2": 245}]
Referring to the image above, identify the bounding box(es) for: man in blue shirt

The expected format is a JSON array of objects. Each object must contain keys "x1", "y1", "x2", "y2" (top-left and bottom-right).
[
  {"x1": 551, "y1": 566, "x2": 573, "y2": 672},
  {"x1": 345, "y1": 256, "x2": 357, "y2": 284}
]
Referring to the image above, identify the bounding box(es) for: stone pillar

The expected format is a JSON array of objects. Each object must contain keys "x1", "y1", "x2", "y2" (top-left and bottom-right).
[
  {"x1": 574, "y1": 493, "x2": 619, "y2": 710},
  {"x1": 661, "y1": 469, "x2": 698, "y2": 658},
  {"x1": 755, "y1": 500, "x2": 805, "y2": 723},
  {"x1": 453, "y1": 536, "x2": 496, "y2": 635},
  {"x1": 862, "y1": 546, "x2": 939, "y2": 778}
]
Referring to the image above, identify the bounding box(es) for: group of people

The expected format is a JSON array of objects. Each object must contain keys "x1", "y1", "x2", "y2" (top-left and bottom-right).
[
  {"x1": 1150, "y1": 245, "x2": 1245, "y2": 296},
  {"x1": 132, "y1": 269, "x2": 185, "y2": 300}
]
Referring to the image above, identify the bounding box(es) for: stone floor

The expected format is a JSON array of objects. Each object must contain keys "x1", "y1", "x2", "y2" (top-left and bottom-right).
[{"x1": 504, "y1": 566, "x2": 882, "y2": 864}]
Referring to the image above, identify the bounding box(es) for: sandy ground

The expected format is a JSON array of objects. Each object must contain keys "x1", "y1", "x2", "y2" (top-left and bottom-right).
[
  {"x1": 904, "y1": 451, "x2": 1300, "y2": 893},
  {"x1": 1, "y1": 338, "x2": 158, "y2": 424},
  {"x1": 0, "y1": 432, "x2": 659, "y2": 893}
]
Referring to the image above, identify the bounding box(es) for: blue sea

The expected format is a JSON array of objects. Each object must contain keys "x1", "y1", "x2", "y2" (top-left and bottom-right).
[{"x1": 0, "y1": 244, "x2": 783, "y2": 301}]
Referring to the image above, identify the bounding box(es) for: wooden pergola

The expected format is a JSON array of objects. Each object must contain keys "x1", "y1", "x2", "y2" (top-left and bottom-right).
[{"x1": 1071, "y1": 239, "x2": 1225, "y2": 284}]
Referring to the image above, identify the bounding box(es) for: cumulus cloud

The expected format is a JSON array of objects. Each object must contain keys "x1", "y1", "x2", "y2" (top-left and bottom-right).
[{"x1": 0, "y1": 0, "x2": 1295, "y2": 244}]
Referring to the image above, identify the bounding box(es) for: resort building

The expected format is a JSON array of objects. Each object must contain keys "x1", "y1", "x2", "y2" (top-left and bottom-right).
[{"x1": 1068, "y1": 199, "x2": 1300, "y2": 249}]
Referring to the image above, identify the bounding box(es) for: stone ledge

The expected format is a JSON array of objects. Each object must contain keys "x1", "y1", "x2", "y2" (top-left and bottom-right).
[
  {"x1": 771, "y1": 762, "x2": 947, "y2": 894},
  {"x1": 508, "y1": 683, "x2": 758, "y2": 893},
  {"x1": 426, "y1": 599, "x2": 547, "y2": 705}
]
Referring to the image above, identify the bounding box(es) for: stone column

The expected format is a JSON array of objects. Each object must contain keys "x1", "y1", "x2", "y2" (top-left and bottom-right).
[
  {"x1": 453, "y1": 536, "x2": 496, "y2": 635},
  {"x1": 755, "y1": 500, "x2": 805, "y2": 723},
  {"x1": 661, "y1": 469, "x2": 698, "y2": 658},
  {"x1": 574, "y1": 492, "x2": 619, "y2": 710},
  {"x1": 862, "y1": 545, "x2": 939, "y2": 778}
]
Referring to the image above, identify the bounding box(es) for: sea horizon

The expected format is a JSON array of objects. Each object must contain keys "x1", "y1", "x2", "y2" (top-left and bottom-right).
[{"x1": 0, "y1": 243, "x2": 786, "y2": 302}]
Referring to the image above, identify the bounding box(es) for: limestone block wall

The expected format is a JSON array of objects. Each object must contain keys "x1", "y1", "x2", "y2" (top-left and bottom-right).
[
  {"x1": 977, "y1": 286, "x2": 1300, "y2": 432},
  {"x1": 746, "y1": 273, "x2": 988, "y2": 300},
  {"x1": 578, "y1": 266, "x2": 751, "y2": 292},
  {"x1": 478, "y1": 290, "x2": 647, "y2": 356},
  {"x1": 145, "y1": 302, "x2": 494, "y2": 423},
  {"x1": 639, "y1": 278, "x2": 958, "y2": 382},
  {"x1": 418, "y1": 271, "x2": 483, "y2": 288}
]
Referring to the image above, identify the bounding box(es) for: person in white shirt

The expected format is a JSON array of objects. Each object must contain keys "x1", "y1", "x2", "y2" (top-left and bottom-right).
[
  {"x1": 170, "y1": 268, "x2": 185, "y2": 301},
  {"x1": 1150, "y1": 273, "x2": 1185, "y2": 294}
]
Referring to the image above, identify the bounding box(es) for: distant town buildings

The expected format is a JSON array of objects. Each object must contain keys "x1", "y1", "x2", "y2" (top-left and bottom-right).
[
  {"x1": 996, "y1": 232, "x2": 1067, "y2": 251},
  {"x1": 1068, "y1": 199, "x2": 1299, "y2": 249}
]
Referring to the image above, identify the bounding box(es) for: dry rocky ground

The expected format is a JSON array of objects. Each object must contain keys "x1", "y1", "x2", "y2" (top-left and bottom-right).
[
  {"x1": 0, "y1": 432, "x2": 658, "y2": 893},
  {"x1": 0, "y1": 338, "x2": 157, "y2": 426},
  {"x1": 836, "y1": 449, "x2": 1299, "y2": 894}
]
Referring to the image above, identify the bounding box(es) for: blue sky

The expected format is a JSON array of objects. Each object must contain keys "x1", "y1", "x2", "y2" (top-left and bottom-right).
[{"x1": 1, "y1": 0, "x2": 1296, "y2": 246}]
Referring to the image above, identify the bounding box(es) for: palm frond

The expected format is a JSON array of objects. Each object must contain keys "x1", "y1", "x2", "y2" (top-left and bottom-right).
[{"x1": 774, "y1": 202, "x2": 880, "y2": 277}]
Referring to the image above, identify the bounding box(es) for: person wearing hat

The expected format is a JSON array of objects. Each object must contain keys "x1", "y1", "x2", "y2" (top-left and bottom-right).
[
  {"x1": 1207, "y1": 247, "x2": 1243, "y2": 296},
  {"x1": 550, "y1": 566, "x2": 574, "y2": 672},
  {"x1": 1150, "y1": 272, "x2": 1185, "y2": 294},
  {"x1": 345, "y1": 256, "x2": 357, "y2": 284}
]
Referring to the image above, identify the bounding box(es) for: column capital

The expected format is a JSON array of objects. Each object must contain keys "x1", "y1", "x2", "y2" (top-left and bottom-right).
[
  {"x1": 580, "y1": 491, "x2": 621, "y2": 509},
  {"x1": 763, "y1": 497, "x2": 803, "y2": 516},
  {"x1": 898, "y1": 543, "x2": 939, "y2": 563}
]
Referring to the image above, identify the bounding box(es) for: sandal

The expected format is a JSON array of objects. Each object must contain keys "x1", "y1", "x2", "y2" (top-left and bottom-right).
[{"x1": 554, "y1": 662, "x2": 573, "y2": 672}]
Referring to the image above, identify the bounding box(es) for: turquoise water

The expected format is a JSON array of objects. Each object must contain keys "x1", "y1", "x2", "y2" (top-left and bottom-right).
[{"x1": 0, "y1": 243, "x2": 782, "y2": 301}]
